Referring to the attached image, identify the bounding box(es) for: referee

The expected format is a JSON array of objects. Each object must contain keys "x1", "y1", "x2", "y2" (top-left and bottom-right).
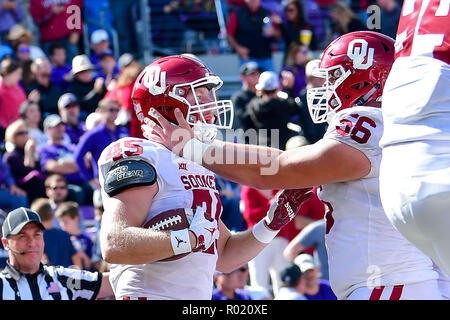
[{"x1": 0, "y1": 207, "x2": 113, "y2": 300}]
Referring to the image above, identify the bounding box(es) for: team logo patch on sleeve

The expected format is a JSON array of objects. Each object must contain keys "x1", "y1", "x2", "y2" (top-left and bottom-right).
[{"x1": 104, "y1": 160, "x2": 157, "y2": 197}]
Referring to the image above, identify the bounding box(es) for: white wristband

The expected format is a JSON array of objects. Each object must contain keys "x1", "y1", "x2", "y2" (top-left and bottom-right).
[
  {"x1": 252, "y1": 219, "x2": 279, "y2": 244},
  {"x1": 182, "y1": 138, "x2": 225, "y2": 165},
  {"x1": 182, "y1": 138, "x2": 210, "y2": 165},
  {"x1": 170, "y1": 229, "x2": 192, "y2": 255}
]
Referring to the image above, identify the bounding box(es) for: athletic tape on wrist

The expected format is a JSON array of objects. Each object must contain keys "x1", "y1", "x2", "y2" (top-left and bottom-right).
[
  {"x1": 170, "y1": 229, "x2": 192, "y2": 255},
  {"x1": 252, "y1": 219, "x2": 279, "y2": 244},
  {"x1": 182, "y1": 138, "x2": 225, "y2": 165},
  {"x1": 182, "y1": 138, "x2": 210, "y2": 165}
]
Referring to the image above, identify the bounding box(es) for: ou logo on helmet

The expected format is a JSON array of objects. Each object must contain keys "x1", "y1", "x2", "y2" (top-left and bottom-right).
[
  {"x1": 347, "y1": 39, "x2": 374, "y2": 70},
  {"x1": 143, "y1": 66, "x2": 167, "y2": 95}
]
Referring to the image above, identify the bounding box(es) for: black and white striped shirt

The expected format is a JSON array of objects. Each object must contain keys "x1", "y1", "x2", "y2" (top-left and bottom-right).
[{"x1": 0, "y1": 261, "x2": 102, "y2": 300}]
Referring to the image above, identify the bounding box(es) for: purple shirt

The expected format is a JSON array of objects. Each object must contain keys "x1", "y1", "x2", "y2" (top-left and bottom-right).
[
  {"x1": 0, "y1": 0, "x2": 24, "y2": 33},
  {"x1": 38, "y1": 142, "x2": 84, "y2": 184},
  {"x1": 51, "y1": 64, "x2": 72, "y2": 92},
  {"x1": 281, "y1": 64, "x2": 306, "y2": 98},
  {"x1": 212, "y1": 288, "x2": 252, "y2": 300},
  {"x1": 64, "y1": 121, "x2": 86, "y2": 145},
  {"x1": 304, "y1": 279, "x2": 337, "y2": 300},
  {"x1": 74, "y1": 122, "x2": 129, "y2": 181}
]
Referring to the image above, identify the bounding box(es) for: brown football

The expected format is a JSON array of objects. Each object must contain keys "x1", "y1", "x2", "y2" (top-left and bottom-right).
[{"x1": 143, "y1": 208, "x2": 193, "y2": 261}]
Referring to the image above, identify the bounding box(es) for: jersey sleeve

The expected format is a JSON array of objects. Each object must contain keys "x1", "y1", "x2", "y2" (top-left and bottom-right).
[{"x1": 324, "y1": 107, "x2": 383, "y2": 178}]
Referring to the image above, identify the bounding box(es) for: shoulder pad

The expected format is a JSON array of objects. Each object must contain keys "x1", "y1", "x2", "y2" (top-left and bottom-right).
[{"x1": 103, "y1": 159, "x2": 157, "y2": 197}]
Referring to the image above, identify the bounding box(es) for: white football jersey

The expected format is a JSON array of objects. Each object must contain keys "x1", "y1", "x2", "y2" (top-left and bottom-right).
[
  {"x1": 380, "y1": 0, "x2": 450, "y2": 147},
  {"x1": 319, "y1": 107, "x2": 438, "y2": 300},
  {"x1": 98, "y1": 137, "x2": 221, "y2": 300}
]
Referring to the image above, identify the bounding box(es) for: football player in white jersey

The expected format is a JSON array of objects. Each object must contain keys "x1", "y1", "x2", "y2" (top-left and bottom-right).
[
  {"x1": 144, "y1": 32, "x2": 444, "y2": 300},
  {"x1": 379, "y1": 0, "x2": 450, "y2": 277},
  {"x1": 97, "y1": 55, "x2": 313, "y2": 300}
]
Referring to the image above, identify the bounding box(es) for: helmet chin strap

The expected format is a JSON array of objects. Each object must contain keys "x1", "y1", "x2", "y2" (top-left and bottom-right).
[{"x1": 193, "y1": 122, "x2": 218, "y2": 144}]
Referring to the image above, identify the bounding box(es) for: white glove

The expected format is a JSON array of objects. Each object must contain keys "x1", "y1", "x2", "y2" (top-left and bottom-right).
[{"x1": 188, "y1": 204, "x2": 219, "y2": 252}]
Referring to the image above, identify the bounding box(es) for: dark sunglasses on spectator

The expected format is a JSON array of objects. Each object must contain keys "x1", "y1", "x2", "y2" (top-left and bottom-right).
[
  {"x1": 16, "y1": 130, "x2": 29, "y2": 136},
  {"x1": 19, "y1": 47, "x2": 30, "y2": 53},
  {"x1": 47, "y1": 185, "x2": 67, "y2": 190},
  {"x1": 285, "y1": 7, "x2": 296, "y2": 12},
  {"x1": 106, "y1": 108, "x2": 120, "y2": 113}
]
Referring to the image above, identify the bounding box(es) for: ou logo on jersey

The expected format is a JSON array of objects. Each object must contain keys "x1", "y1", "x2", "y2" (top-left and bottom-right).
[
  {"x1": 347, "y1": 39, "x2": 374, "y2": 70},
  {"x1": 143, "y1": 66, "x2": 167, "y2": 95}
]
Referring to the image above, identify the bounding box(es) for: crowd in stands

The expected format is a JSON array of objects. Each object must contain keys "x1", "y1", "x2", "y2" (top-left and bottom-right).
[{"x1": 0, "y1": 0, "x2": 402, "y2": 299}]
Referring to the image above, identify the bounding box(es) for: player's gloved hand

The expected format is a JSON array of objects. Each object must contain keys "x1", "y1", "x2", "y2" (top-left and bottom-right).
[
  {"x1": 265, "y1": 188, "x2": 314, "y2": 230},
  {"x1": 189, "y1": 204, "x2": 219, "y2": 252},
  {"x1": 252, "y1": 188, "x2": 314, "y2": 244}
]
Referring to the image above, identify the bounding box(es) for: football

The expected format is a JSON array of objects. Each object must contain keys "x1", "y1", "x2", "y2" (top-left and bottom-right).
[{"x1": 143, "y1": 208, "x2": 194, "y2": 261}]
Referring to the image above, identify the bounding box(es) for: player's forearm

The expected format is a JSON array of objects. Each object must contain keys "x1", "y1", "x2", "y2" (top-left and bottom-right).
[
  {"x1": 100, "y1": 225, "x2": 195, "y2": 265},
  {"x1": 216, "y1": 229, "x2": 267, "y2": 273},
  {"x1": 201, "y1": 142, "x2": 285, "y2": 189}
]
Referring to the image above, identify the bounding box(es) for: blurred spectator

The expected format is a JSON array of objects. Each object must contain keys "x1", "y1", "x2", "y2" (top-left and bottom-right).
[
  {"x1": 0, "y1": 151, "x2": 28, "y2": 211},
  {"x1": 0, "y1": 38, "x2": 13, "y2": 62},
  {"x1": 96, "y1": 49, "x2": 118, "y2": 87},
  {"x1": 296, "y1": 59, "x2": 328, "y2": 144},
  {"x1": 55, "y1": 201, "x2": 93, "y2": 268},
  {"x1": 329, "y1": 1, "x2": 366, "y2": 37},
  {"x1": 19, "y1": 99, "x2": 48, "y2": 148},
  {"x1": 44, "y1": 174, "x2": 79, "y2": 212},
  {"x1": 117, "y1": 53, "x2": 137, "y2": 72},
  {"x1": 294, "y1": 253, "x2": 336, "y2": 300},
  {"x1": 302, "y1": 0, "x2": 331, "y2": 50},
  {"x1": 0, "y1": 0, "x2": 23, "y2": 42},
  {"x1": 375, "y1": 0, "x2": 401, "y2": 39},
  {"x1": 246, "y1": 71, "x2": 299, "y2": 150},
  {"x1": 280, "y1": 42, "x2": 309, "y2": 98},
  {"x1": 83, "y1": 0, "x2": 114, "y2": 50},
  {"x1": 88, "y1": 29, "x2": 115, "y2": 74},
  {"x1": 274, "y1": 262, "x2": 307, "y2": 300},
  {"x1": 27, "y1": 57, "x2": 63, "y2": 117},
  {"x1": 57, "y1": 93, "x2": 86, "y2": 145},
  {"x1": 226, "y1": 0, "x2": 280, "y2": 71},
  {"x1": 49, "y1": 42, "x2": 72, "y2": 92},
  {"x1": 0, "y1": 208, "x2": 8, "y2": 270},
  {"x1": 182, "y1": 0, "x2": 221, "y2": 54},
  {"x1": 109, "y1": 0, "x2": 138, "y2": 56},
  {"x1": 31, "y1": 197, "x2": 88, "y2": 269},
  {"x1": 74, "y1": 98, "x2": 129, "y2": 190},
  {"x1": 241, "y1": 186, "x2": 287, "y2": 295},
  {"x1": 105, "y1": 62, "x2": 144, "y2": 138},
  {"x1": 212, "y1": 266, "x2": 253, "y2": 300},
  {"x1": 85, "y1": 111, "x2": 102, "y2": 131},
  {"x1": 284, "y1": 219, "x2": 328, "y2": 280},
  {"x1": 215, "y1": 175, "x2": 247, "y2": 232},
  {"x1": 0, "y1": 58, "x2": 26, "y2": 138},
  {"x1": 5, "y1": 24, "x2": 46, "y2": 61},
  {"x1": 90, "y1": 189, "x2": 108, "y2": 272},
  {"x1": 149, "y1": 0, "x2": 185, "y2": 54},
  {"x1": 38, "y1": 114, "x2": 91, "y2": 205},
  {"x1": 68, "y1": 54, "x2": 107, "y2": 118},
  {"x1": 3, "y1": 119, "x2": 46, "y2": 204},
  {"x1": 29, "y1": 0, "x2": 83, "y2": 62},
  {"x1": 279, "y1": 0, "x2": 316, "y2": 57},
  {"x1": 12, "y1": 41, "x2": 31, "y2": 65},
  {"x1": 231, "y1": 61, "x2": 261, "y2": 132}
]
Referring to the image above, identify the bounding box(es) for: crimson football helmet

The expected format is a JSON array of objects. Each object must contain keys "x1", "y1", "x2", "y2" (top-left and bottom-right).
[
  {"x1": 307, "y1": 31, "x2": 395, "y2": 123},
  {"x1": 132, "y1": 54, "x2": 233, "y2": 142}
]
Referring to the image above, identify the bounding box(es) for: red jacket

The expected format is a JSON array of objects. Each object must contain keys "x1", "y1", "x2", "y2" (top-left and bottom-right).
[
  {"x1": 0, "y1": 79, "x2": 26, "y2": 129},
  {"x1": 29, "y1": 0, "x2": 83, "y2": 43}
]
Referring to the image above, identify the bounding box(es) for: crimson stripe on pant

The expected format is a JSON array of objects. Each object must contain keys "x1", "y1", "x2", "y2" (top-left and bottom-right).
[
  {"x1": 389, "y1": 285, "x2": 404, "y2": 300},
  {"x1": 369, "y1": 286, "x2": 385, "y2": 300}
]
